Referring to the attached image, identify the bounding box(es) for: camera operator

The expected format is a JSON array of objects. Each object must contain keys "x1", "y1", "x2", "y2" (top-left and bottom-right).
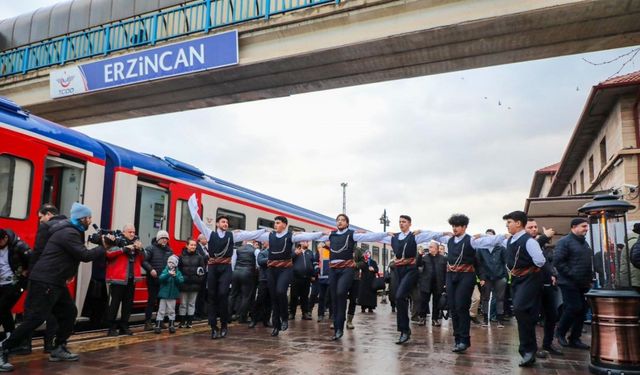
[
  {"x1": 142, "y1": 230, "x2": 174, "y2": 331},
  {"x1": 1, "y1": 203, "x2": 106, "y2": 371},
  {"x1": 105, "y1": 224, "x2": 143, "y2": 336}
]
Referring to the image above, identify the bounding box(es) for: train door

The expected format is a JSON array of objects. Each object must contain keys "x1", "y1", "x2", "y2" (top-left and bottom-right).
[
  {"x1": 169, "y1": 183, "x2": 195, "y2": 253},
  {"x1": 134, "y1": 182, "x2": 169, "y2": 245},
  {"x1": 41, "y1": 156, "x2": 85, "y2": 218}
]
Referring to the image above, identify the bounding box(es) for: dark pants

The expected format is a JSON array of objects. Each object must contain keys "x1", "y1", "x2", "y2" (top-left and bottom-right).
[
  {"x1": 394, "y1": 266, "x2": 418, "y2": 333},
  {"x1": 311, "y1": 281, "x2": 330, "y2": 317},
  {"x1": 230, "y1": 267, "x2": 255, "y2": 321},
  {"x1": 446, "y1": 271, "x2": 476, "y2": 346},
  {"x1": 512, "y1": 272, "x2": 543, "y2": 356},
  {"x1": 480, "y1": 278, "x2": 507, "y2": 317},
  {"x1": 330, "y1": 267, "x2": 355, "y2": 331},
  {"x1": 348, "y1": 279, "x2": 359, "y2": 316},
  {"x1": 0, "y1": 284, "x2": 22, "y2": 334},
  {"x1": 251, "y1": 280, "x2": 271, "y2": 324},
  {"x1": 107, "y1": 281, "x2": 135, "y2": 329},
  {"x1": 541, "y1": 285, "x2": 560, "y2": 346},
  {"x1": 557, "y1": 285, "x2": 588, "y2": 343},
  {"x1": 207, "y1": 264, "x2": 232, "y2": 328},
  {"x1": 3, "y1": 281, "x2": 76, "y2": 352},
  {"x1": 419, "y1": 283, "x2": 441, "y2": 320},
  {"x1": 194, "y1": 272, "x2": 208, "y2": 318},
  {"x1": 289, "y1": 276, "x2": 311, "y2": 316},
  {"x1": 267, "y1": 267, "x2": 292, "y2": 330},
  {"x1": 145, "y1": 277, "x2": 159, "y2": 321}
]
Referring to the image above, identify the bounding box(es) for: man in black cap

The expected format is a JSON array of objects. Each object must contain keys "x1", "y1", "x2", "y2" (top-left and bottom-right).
[
  {"x1": 554, "y1": 218, "x2": 593, "y2": 350},
  {"x1": 502, "y1": 211, "x2": 546, "y2": 367}
]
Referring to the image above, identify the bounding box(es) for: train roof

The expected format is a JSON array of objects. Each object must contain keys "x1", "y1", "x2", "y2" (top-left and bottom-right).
[
  {"x1": 98, "y1": 140, "x2": 352, "y2": 230},
  {"x1": 0, "y1": 97, "x2": 106, "y2": 159}
]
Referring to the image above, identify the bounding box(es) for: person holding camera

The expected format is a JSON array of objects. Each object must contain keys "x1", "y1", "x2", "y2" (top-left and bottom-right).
[
  {"x1": 178, "y1": 238, "x2": 206, "y2": 328},
  {"x1": 142, "y1": 230, "x2": 174, "y2": 331},
  {"x1": 1, "y1": 203, "x2": 106, "y2": 372},
  {"x1": 105, "y1": 224, "x2": 143, "y2": 336}
]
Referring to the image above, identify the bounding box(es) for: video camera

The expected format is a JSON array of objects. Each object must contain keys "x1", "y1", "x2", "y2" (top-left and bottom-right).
[{"x1": 88, "y1": 224, "x2": 138, "y2": 248}]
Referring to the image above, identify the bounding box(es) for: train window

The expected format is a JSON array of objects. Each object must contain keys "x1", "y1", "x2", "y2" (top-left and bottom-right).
[
  {"x1": 174, "y1": 199, "x2": 193, "y2": 241},
  {"x1": 216, "y1": 208, "x2": 245, "y2": 230},
  {"x1": 135, "y1": 184, "x2": 169, "y2": 245},
  {"x1": 257, "y1": 218, "x2": 274, "y2": 230},
  {"x1": 42, "y1": 157, "x2": 85, "y2": 218},
  {"x1": 361, "y1": 243, "x2": 370, "y2": 251},
  {"x1": 372, "y1": 246, "x2": 380, "y2": 263},
  {"x1": 289, "y1": 225, "x2": 305, "y2": 232},
  {"x1": 0, "y1": 155, "x2": 32, "y2": 219}
]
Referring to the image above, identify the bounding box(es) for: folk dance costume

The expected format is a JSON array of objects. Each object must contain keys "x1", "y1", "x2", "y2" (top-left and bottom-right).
[
  {"x1": 444, "y1": 234, "x2": 505, "y2": 352},
  {"x1": 505, "y1": 230, "x2": 546, "y2": 366},
  {"x1": 319, "y1": 229, "x2": 387, "y2": 340},
  {"x1": 381, "y1": 230, "x2": 448, "y2": 344},
  {"x1": 255, "y1": 230, "x2": 324, "y2": 336}
]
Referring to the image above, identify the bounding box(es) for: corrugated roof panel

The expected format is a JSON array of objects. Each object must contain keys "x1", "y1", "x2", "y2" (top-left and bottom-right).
[
  {"x1": 111, "y1": 0, "x2": 136, "y2": 22},
  {"x1": 30, "y1": 6, "x2": 53, "y2": 44},
  {"x1": 0, "y1": 18, "x2": 16, "y2": 51},
  {"x1": 68, "y1": 0, "x2": 91, "y2": 32},
  {"x1": 135, "y1": 0, "x2": 161, "y2": 15},
  {"x1": 12, "y1": 13, "x2": 33, "y2": 47},
  {"x1": 49, "y1": 2, "x2": 72, "y2": 38},
  {"x1": 89, "y1": 0, "x2": 114, "y2": 28}
]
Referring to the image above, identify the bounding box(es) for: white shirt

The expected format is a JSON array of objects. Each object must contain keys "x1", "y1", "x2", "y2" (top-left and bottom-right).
[
  {"x1": 318, "y1": 228, "x2": 388, "y2": 243},
  {"x1": 255, "y1": 230, "x2": 324, "y2": 243},
  {"x1": 441, "y1": 233, "x2": 506, "y2": 249},
  {"x1": 503, "y1": 230, "x2": 546, "y2": 268},
  {"x1": 0, "y1": 246, "x2": 12, "y2": 285},
  {"x1": 381, "y1": 230, "x2": 446, "y2": 245}
]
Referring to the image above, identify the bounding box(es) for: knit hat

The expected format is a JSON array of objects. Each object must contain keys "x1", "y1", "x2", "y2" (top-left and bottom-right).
[
  {"x1": 570, "y1": 218, "x2": 588, "y2": 227},
  {"x1": 167, "y1": 255, "x2": 179, "y2": 268},
  {"x1": 156, "y1": 230, "x2": 170, "y2": 241},
  {"x1": 632, "y1": 223, "x2": 640, "y2": 235},
  {"x1": 70, "y1": 202, "x2": 92, "y2": 220}
]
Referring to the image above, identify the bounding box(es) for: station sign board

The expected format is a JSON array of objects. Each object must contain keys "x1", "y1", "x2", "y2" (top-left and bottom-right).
[{"x1": 50, "y1": 30, "x2": 238, "y2": 99}]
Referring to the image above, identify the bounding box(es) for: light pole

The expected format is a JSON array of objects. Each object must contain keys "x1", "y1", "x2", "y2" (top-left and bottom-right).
[
  {"x1": 379, "y1": 209, "x2": 390, "y2": 304},
  {"x1": 341, "y1": 182, "x2": 348, "y2": 214}
]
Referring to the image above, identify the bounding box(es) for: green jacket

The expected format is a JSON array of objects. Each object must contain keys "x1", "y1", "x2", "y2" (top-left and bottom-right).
[
  {"x1": 621, "y1": 237, "x2": 640, "y2": 288},
  {"x1": 158, "y1": 266, "x2": 184, "y2": 299}
]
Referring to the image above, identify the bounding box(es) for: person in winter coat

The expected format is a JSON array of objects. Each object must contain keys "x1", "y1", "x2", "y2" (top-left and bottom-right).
[
  {"x1": 249, "y1": 242, "x2": 272, "y2": 328},
  {"x1": 476, "y1": 229, "x2": 508, "y2": 327},
  {"x1": 289, "y1": 242, "x2": 316, "y2": 320},
  {"x1": 309, "y1": 242, "x2": 331, "y2": 322},
  {"x1": 622, "y1": 223, "x2": 640, "y2": 289},
  {"x1": 358, "y1": 251, "x2": 379, "y2": 313},
  {"x1": 0, "y1": 228, "x2": 30, "y2": 340},
  {"x1": 230, "y1": 242, "x2": 257, "y2": 323},
  {"x1": 142, "y1": 230, "x2": 174, "y2": 330},
  {"x1": 418, "y1": 241, "x2": 447, "y2": 326},
  {"x1": 155, "y1": 255, "x2": 184, "y2": 334},
  {"x1": 554, "y1": 218, "x2": 593, "y2": 350},
  {"x1": 178, "y1": 239, "x2": 206, "y2": 328}
]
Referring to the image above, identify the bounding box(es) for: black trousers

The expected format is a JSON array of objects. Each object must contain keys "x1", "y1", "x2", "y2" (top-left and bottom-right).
[
  {"x1": 330, "y1": 267, "x2": 354, "y2": 331},
  {"x1": 394, "y1": 266, "x2": 418, "y2": 332},
  {"x1": 194, "y1": 273, "x2": 208, "y2": 318},
  {"x1": 207, "y1": 264, "x2": 232, "y2": 328},
  {"x1": 289, "y1": 276, "x2": 311, "y2": 316},
  {"x1": 145, "y1": 277, "x2": 160, "y2": 321},
  {"x1": 3, "y1": 281, "x2": 76, "y2": 352},
  {"x1": 541, "y1": 285, "x2": 560, "y2": 347},
  {"x1": 230, "y1": 267, "x2": 255, "y2": 321},
  {"x1": 419, "y1": 284, "x2": 441, "y2": 320},
  {"x1": 267, "y1": 267, "x2": 292, "y2": 330},
  {"x1": 446, "y1": 271, "x2": 476, "y2": 346},
  {"x1": 251, "y1": 280, "x2": 271, "y2": 324},
  {"x1": 107, "y1": 281, "x2": 135, "y2": 329},
  {"x1": 0, "y1": 284, "x2": 22, "y2": 335},
  {"x1": 512, "y1": 272, "x2": 543, "y2": 356},
  {"x1": 310, "y1": 281, "x2": 330, "y2": 317},
  {"x1": 348, "y1": 279, "x2": 359, "y2": 316},
  {"x1": 557, "y1": 285, "x2": 588, "y2": 343}
]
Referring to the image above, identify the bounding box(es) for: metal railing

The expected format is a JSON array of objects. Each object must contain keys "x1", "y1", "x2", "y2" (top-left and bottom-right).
[{"x1": 0, "y1": 0, "x2": 338, "y2": 78}]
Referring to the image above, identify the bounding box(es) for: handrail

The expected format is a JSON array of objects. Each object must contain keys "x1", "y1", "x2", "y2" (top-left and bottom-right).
[{"x1": 0, "y1": 0, "x2": 335, "y2": 78}]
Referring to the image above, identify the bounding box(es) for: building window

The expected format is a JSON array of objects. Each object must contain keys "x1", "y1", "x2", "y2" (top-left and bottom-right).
[
  {"x1": 588, "y1": 156, "x2": 594, "y2": 182},
  {"x1": 174, "y1": 199, "x2": 193, "y2": 241},
  {"x1": 0, "y1": 155, "x2": 32, "y2": 219},
  {"x1": 580, "y1": 170, "x2": 585, "y2": 193},
  {"x1": 216, "y1": 208, "x2": 246, "y2": 230},
  {"x1": 600, "y1": 137, "x2": 607, "y2": 167},
  {"x1": 572, "y1": 181, "x2": 577, "y2": 195},
  {"x1": 289, "y1": 225, "x2": 305, "y2": 233}
]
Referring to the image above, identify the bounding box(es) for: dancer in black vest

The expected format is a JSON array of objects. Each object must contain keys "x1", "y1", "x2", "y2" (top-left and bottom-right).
[
  {"x1": 502, "y1": 211, "x2": 546, "y2": 366},
  {"x1": 442, "y1": 214, "x2": 505, "y2": 353},
  {"x1": 188, "y1": 196, "x2": 265, "y2": 339},
  {"x1": 254, "y1": 217, "x2": 324, "y2": 336},
  {"x1": 381, "y1": 215, "x2": 449, "y2": 344},
  {"x1": 318, "y1": 214, "x2": 388, "y2": 340}
]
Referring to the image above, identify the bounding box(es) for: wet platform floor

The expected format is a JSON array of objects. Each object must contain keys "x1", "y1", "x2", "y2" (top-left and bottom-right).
[{"x1": 8, "y1": 303, "x2": 590, "y2": 375}]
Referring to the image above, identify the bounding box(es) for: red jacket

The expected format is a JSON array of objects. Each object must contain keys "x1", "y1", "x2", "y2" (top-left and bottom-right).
[{"x1": 106, "y1": 246, "x2": 144, "y2": 285}]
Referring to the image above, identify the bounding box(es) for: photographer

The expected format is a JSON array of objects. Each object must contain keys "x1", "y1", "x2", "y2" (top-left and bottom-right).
[
  {"x1": 1, "y1": 203, "x2": 106, "y2": 371},
  {"x1": 142, "y1": 230, "x2": 174, "y2": 331},
  {"x1": 105, "y1": 224, "x2": 143, "y2": 336}
]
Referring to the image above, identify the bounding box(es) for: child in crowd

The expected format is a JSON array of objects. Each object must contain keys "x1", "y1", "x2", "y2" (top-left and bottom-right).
[{"x1": 155, "y1": 255, "x2": 184, "y2": 334}]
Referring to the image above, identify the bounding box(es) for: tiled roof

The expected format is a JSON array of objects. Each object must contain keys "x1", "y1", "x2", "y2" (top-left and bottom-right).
[
  {"x1": 536, "y1": 162, "x2": 559, "y2": 174},
  {"x1": 599, "y1": 70, "x2": 640, "y2": 86}
]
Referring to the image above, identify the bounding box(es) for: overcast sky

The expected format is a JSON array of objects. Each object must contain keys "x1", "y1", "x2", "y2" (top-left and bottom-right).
[{"x1": 5, "y1": 2, "x2": 640, "y2": 234}]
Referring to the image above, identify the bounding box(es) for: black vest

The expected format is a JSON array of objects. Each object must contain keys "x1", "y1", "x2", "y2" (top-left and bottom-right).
[
  {"x1": 329, "y1": 229, "x2": 356, "y2": 261},
  {"x1": 208, "y1": 230, "x2": 234, "y2": 258},
  {"x1": 391, "y1": 232, "x2": 417, "y2": 259},
  {"x1": 506, "y1": 233, "x2": 534, "y2": 269},
  {"x1": 268, "y1": 232, "x2": 294, "y2": 261},
  {"x1": 447, "y1": 234, "x2": 476, "y2": 266}
]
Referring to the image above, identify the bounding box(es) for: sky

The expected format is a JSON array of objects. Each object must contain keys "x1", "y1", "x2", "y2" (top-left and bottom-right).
[{"x1": 5, "y1": 2, "x2": 640, "y2": 234}]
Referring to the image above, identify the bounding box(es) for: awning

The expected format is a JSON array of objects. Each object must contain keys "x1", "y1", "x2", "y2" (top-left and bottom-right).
[{"x1": 525, "y1": 195, "x2": 593, "y2": 242}]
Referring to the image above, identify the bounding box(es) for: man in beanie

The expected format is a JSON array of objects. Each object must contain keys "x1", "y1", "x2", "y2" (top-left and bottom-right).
[
  {"x1": 142, "y1": 230, "x2": 174, "y2": 330},
  {"x1": 554, "y1": 217, "x2": 593, "y2": 350},
  {"x1": 1, "y1": 203, "x2": 106, "y2": 371},
  {"x1": 621, "y1": 223, "x2": 640, "y2": 289}
]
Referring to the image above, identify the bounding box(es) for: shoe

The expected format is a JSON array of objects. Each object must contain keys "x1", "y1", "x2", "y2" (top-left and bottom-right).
[
  {"x1": 211, "y1": 328, "x2": 219, "y2": 340},
  {"x1": 410, "y1": 315, "x2": 420, "y2": 322},
  {"x1": 541, "y1": 344, "x2": 563, "y2": 355},
  {"x1": 154, "y1": 321, "x2": 162, "y2": 334},
  {"x1": 248, "y1": 321, "x2": 257, "y2": 328},
  {"x1": 556, "y1": 333, "x2": 569, "y2": 347},
  {"x1": 107, "y1": 329, "x2": 118, "y2": 337},
  {"x1": 452, "y1": 343, "x2": 468, "y2": 353},
  {"x1": 271, "y1": 328, "x2": 279, "y2": 337},
  {"x1": 395, "y1": 331, "x2": 411, "y2": 345},
  {"x1": 119, "y1": 328, "x2": 133, "y2": 336},
  {"x1": 49, "y1": 345, "x2": 79, "y2": 362},
  {"x1": 432, "y1": 320, "x2": 441, "y2": 327},
  {"x1": 346, "y1": 315, "x2": 355, "y2": 330},
  {"x1": 368, "y1": 308, "x2": 373, "y2": 313},
  {"x1": 330, "y1": 323, "x2": 335, "y2": 329},
  {"x1": 178, "y1": 316, "x2": 185, "y2": 328},
  {"x1": 536, "y1": 350, "x2": 549, "y2": 359},
  {"x1": 9, "y1": 344, "x2": 31, "y2": 356},
  {"x1": 518, "y1": 352, "x2": 536, "y2": 367},
  {"x1": 281, "y1": 321, "x2": 289, "y2": 331},
  {"x1": 43, "y1": 338, "x2": 55, "y2": 354},
  {"x1": 417, "y1": 318, "x2": 426, "y2": 326},
  {"x1": 220, "y1": 327, "x2": 228, "y2": 338},
  {"x1": 144, "y1": 320, "x2": 154, "y2": 331},
  {"x1": 497, "y1": 320, "x2": 504, "y2": 328},
  {"x1": 302, "y1": 313, "x2": 312, "y2": 320},
  {"x1": 186, "y1": 316, "x2": 193, "y2": 328},
  {"x1": 168, "y1": 321, "x2": 176, "y2": 334},
  {"x1": 0, "y1": 350, "x2": 13, "y2": 372},
  {"x1": 331, "y1": 330, "x2": 344, "y2": 341},
  {"x1": 481, "y1": 316, "x2": 489, "y2": 327},
  {"x1": 569, "y1": 340, "x2": 590, "y2": 350},
  {"x1": 470, "y1": 316, "x2": 481, "y2": 325}
]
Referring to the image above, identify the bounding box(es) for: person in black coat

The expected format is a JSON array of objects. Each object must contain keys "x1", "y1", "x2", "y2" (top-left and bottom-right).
[
  {"x1": 230, "y1": 242, "x2": 257, "y2": 323},
  {"x1": 418, "y1": 241, "x2": 447, "y2": 326},
  {"x1": 142, "y1": 231, "x2": 174, "y2": 330},
  {"x1": 553, "y1": 218, "x2": 593, "y2": 350},
  {"x1": 249, "y1": 243, "x2": 271, "y2": 328},
  {"x1": 178, "y1": 239, "x2": 206, "y2": 328},
  {"x1": 476, "y1": 229, "x2": 508, "y2": 327},
  {"x1": 194, "y1": 234, "x2": 209, "y2": 319},
  {"x1": 289, "y1": 242, "x2": 316, "y2": 320},
  {"x1": 0, "y1": 228, "x2": 30, "y2": 340},
  {"x1": 358, "y1": 251, "x2": 379, "y2": 312},
  {"x1": 1, "y1": 203, "x2": 106, "y2": 371}
]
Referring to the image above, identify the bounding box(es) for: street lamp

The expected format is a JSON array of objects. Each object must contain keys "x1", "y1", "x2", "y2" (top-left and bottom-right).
[
  {"x1": 379, "y1": 209, "x2": 390, "y2": 269},
  {"x1": 341, "y1": 182, "x2": 348, "y2": 214}
]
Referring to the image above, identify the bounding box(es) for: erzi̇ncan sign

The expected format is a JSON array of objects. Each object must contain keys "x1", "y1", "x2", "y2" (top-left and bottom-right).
[{"x1": 50, "y1": 30, "x2": 238, "y2": 99}]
